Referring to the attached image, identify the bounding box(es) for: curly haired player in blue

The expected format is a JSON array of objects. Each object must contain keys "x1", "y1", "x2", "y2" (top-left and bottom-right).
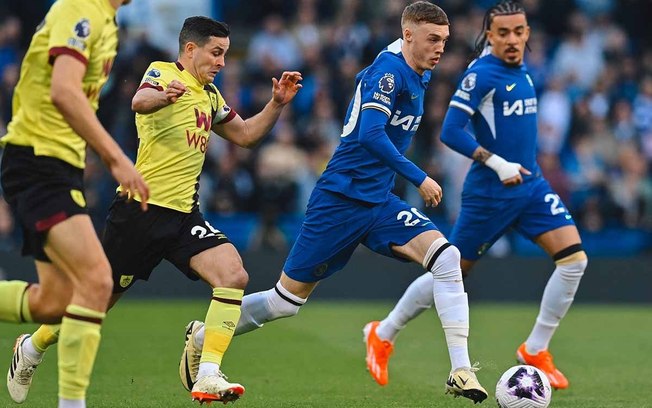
[
  {"x1": 178, "y1": 2, "x2": 488, "y2": 403},
  {"x1": 363, "y1": 0, "x2": 587, "y2": 391}
]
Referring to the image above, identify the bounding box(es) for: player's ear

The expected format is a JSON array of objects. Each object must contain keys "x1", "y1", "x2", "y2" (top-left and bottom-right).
[
  {"x1": 403, "y1": 25, "x2": 413, "y2": 42},
  {"x1": 184, "y1": 41, "x2": 196, "y2": 57}
]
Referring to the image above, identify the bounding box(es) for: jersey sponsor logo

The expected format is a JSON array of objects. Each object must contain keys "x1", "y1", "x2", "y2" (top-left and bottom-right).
[
  {"x1": 74, "y1": 18, "x2": 91, "y2": 39},
  {"x1": 378, "y1": 73, "x2": 395, "y2": 94},
  {"x1": 461, "y1": 73, "x2": 477, "y2": 91},
  {"x1": 194, "y1": 108, "x2": 212, "y2": 132},
  {"x1": 502, "y1": 97, "x2": 537, "y2": 116},
  {"x1": 186, "y1": 131, "x2": 208, "y2": 153},
  {"x1": 147, "y1": 68, "x2": 161, "y2": 78},
  {"x1": 454, "y1": 89, "x2": 470, "y2": 101},
  {"x1": 119, "y1": 275, "x2": 134, "y2": 288},
  {"x1": 506, "y1": 83, "x2": 516, "y2": 92},
  {"x1": 373, "y1": 92, "x2": 391, "y2": 104},
  {"x1": 390, "y1": 110, "x2": 422, "y2": 131}
]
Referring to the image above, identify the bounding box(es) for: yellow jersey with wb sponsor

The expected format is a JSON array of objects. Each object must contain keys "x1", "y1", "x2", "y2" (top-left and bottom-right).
[
  {"x1": 128, "y1": 61, "x2": 236, "y2": 213},
  {"x1": 2, "y1": 0, "x2": 118, "y2": 169}
]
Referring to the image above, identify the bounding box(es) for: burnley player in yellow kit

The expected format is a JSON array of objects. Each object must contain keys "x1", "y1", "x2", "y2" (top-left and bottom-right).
[
  {"x1": 0, "y1": 0, "x2": 148, "y2": 407},
  {"x1": 9, "y1": 16, "x2": 302, "y2": 405}
]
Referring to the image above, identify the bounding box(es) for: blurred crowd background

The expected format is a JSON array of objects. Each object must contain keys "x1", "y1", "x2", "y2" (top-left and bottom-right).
[{"x1": 0, "y1": 0, "x2": 651, "y2": 255}]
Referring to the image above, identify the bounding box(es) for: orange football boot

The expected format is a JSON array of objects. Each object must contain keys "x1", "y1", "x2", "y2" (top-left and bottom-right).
[
  {"x1": 363, "y1": 321, "x2": 394, "y2": 386},
  {"x1": 517, "y1": 342, "x2": 569, "y2": 389}
]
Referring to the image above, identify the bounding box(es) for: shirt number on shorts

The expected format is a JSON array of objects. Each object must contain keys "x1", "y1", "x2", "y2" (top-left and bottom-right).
[
  {"x1": 545, "y1": 193, "x2": 566, "y2": 215},
  {"x1": 397, "y1": 208, "x2": 430, "y2": 227},
  {"x1": 191, "y1": 221, "x2": 222, "y2": 239}
]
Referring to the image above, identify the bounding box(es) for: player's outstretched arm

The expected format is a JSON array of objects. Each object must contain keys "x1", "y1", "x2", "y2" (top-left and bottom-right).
[
  {"x1": 214, "y1": 71, "x2": 302, "y2": 148},
  {"x1": 132, "y1": 80, "x2": 187, "y2": 114},
  {"x1": 51, "y1": 54, "x2": 149, "y2": 210}
]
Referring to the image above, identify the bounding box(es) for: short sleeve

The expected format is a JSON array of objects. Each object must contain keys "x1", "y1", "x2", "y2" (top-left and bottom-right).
[
  {"x1": 137, "y1": 63, "x2": 171, "y2": 92},
  {"x1": 449, "y1": 69, "x2": 490, "y2": 116},
  {"x1": 47, "y1": 1, "x2": 105, "y2": 66},
  {"x1": 211, "y1": 86, "x2": 236, "y2": 125},
  {"x1": 359, "y1": 64, "x2": 402, "y2": 118}
]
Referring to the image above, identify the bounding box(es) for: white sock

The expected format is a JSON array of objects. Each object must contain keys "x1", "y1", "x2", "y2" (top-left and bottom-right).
[
  {"x1": 235, "y1": 282, "x2": 306, "y2": 335},
  {"x1": 59, "y1": 399, "x2": 85, "y2": 408},
  {"x1": 377, "y1": 272, "x2": 434, "y2": 342},
  {"x1": 526, "y1": 259, "x2": 587, "y2": 354},
  {"x1": 427, "y1": 239, "x2": 471, "y2": 371},
  {"x1": 197, "y1": 362, "x2": 220, "y2": 380},
  {"x1": 23, "y1": 336, "x2": 43, "y2": 360}
]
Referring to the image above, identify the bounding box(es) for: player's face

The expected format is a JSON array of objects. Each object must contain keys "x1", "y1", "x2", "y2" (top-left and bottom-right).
[
  {"x1": 487, "y1": 13, "x2": 530, "y2": 65},
  {"x1": 191, "y1": 36, "x2": 230, "y2": 84},
  {"x1": 405, "y1": 22, "x2": 449, "y2": 74}
]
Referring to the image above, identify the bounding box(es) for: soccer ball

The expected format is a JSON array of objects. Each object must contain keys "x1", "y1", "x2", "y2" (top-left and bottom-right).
[{"x1": 495, "y1": 365, "x2": 552, "y2": 408}]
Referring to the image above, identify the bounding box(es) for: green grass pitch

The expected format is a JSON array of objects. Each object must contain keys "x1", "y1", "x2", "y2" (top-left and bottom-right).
[{"x1": 1, "y1": 301, "x2": 650, "y2": 407}]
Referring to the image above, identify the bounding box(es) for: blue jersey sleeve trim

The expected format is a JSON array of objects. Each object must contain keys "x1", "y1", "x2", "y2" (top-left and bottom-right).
[
  {"x1": 449, "y1": 100, "x2": 474, "y2": 115},
  {"x1": 440, "y1": 105, "x2": 479, "y2": 158},
  {"x1": 358, "y1": 108, "x2": 427, "y2": 187},
  {"x1": 361, "y1": 102, "x2": 391, "y2": 116}
]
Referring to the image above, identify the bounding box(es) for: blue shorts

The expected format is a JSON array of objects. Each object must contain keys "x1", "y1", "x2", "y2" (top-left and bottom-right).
[
  {"x1": 450, "y1": 178, "x2": 576, "y2": 261},
  {"x1": 283, "y1": 188, "x2": 439, "y2": 282}
]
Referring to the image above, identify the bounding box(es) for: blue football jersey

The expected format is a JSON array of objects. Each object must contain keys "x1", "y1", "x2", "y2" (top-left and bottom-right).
[
  {"x1": 448, "y1": 54, "x2": 541, "y2": 198},
  {"x1": 317, "y1": 39, "x2": 431, "y2": 204}
]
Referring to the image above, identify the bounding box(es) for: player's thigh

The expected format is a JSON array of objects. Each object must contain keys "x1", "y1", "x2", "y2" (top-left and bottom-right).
[
  {"x1": 283, "y1": 189, "x2": 372, "y2": 283},
  {"x1": 513, "y1": 179, "x2": 579, "y2": 255},
  {"x1": 165, "y1": 211, "x2": 241, "y2": 286},
  {"x1": 44, "y1": 214, "x2": 111, "y2": 290},
  {"x1": 102, "y1": 196, "x2": 168, "y2": 293},
  {"x1": 363, "y1": 194, "x2": 441, "y2": 263},
  {"x1": 449, "y1": 194, "x2": 522, "y2": 261}
]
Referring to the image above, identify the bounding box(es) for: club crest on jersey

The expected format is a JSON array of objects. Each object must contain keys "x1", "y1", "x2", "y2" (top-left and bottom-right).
[
  {"x1": 147, "y1": 68, "x2": 161, "y2": 78},
  {"x1": 461, "y1": 73, "x2": 477, "y2": 91},
  {"x1": 73, "y1": 18, "x2": 91, "y2": 39},
  {"x1": 119, "y1": 275, "x2": 134, "y2": 288},
  {"x1": 379, "y1": 73, "x2": 395, "y2": 94}
]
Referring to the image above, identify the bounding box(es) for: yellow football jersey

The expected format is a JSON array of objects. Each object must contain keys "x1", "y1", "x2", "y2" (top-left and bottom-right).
[
  {"x1": 1, "y1": 0, "x2": 119, "y2": 169},
  {"x1": 130, "y1": 61, "x2": 235, "y2": 213}
]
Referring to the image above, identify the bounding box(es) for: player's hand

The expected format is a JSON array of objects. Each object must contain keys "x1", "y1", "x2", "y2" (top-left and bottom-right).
[
  {"x1": 484, "y1": 154, "x2": 531, "y2": 186},
  {"x1": 109, "y1": 153, "x2": 150, "y2": 211},
  {"x1": 165, "y1": 80, "x2": 187, "y2": 104},
  {"x1": 502, "y1": 166, "x2": 532, "y2": 187},
  {"x1": 418, "y1": 176, "x2": 443, "y2": 207},
  {"x1": 271, "y1": 71, "x2": 303, "y2": 106}
]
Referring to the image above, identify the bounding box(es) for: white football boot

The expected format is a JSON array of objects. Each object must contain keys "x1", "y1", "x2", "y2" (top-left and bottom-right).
[{"x1": 7, "y1": 334, "x2": 43, "y2": 403}]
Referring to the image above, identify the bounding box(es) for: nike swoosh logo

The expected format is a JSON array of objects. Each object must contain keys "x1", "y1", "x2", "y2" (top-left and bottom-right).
[
  {"x1": 506, "y1": 83, "x2": 516, "y2": 91},
  {"x1": 411, "y1": 94, "x2": 419, "y2": 99}
]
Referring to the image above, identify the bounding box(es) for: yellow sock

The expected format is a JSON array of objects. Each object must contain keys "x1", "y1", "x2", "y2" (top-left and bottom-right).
[
  {"x1": 32, "y1": 324, "x2": 61, "y2": 353},
  {"x1": 0, "y1": 281, "x2": 32, "y2": 323},
  {"x1": 200, "y1": 287, "x2": 244, "y2": 365},
  {"x1": 58, "y1": 304, "x2": 105, "y2": 401}
]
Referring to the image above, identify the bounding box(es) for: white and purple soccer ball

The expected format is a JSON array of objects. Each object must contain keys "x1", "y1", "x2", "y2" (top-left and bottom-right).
[{"x1": 495, "y1": 365, "x2": 552, "y2": 408}]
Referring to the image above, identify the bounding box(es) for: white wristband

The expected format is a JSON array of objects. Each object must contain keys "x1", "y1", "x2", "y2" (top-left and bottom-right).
[{"x1": 484, "y1": 154, "x2": 521, "y2": 181}]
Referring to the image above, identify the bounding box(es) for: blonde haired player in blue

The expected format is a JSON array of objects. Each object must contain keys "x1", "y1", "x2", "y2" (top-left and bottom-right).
[
  {"x1": 364, "y1": 0, "x2": 587, "y2": 391},
  {"x1": 7, "y1": 16, "x2": 302, "y2": 405},
  {"x1": 0, "y1": 0, "x2": 148, "y2": 407}
]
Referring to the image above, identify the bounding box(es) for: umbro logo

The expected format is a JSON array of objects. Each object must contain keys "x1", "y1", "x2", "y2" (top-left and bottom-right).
[{"x1": 506, "y1": 83, "x2": 516, "y2": 92}]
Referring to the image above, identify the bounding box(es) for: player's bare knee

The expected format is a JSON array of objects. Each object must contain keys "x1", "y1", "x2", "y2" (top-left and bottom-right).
[
  {"x1": 553, "y1": 244, "x2": 587, "y2": 281},
  {"x1": 423, "y1": 238, "x2": 462, "y2": 281},
  {"x1": 75, "y1": 260, "x2": 113, "y2": 302}
]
